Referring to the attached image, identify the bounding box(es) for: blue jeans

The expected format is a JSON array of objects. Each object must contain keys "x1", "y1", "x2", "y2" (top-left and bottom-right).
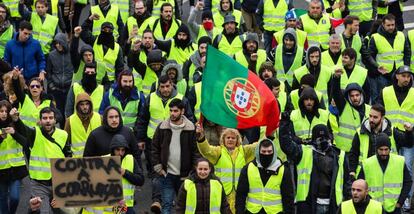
[
  {"x1": 160, "y1": 174, "x2": 182, "y2": 214},
  {"x1": 400, "y1": 147, "x2": 414, "y2": 197},
  {"x1": 0, "y1": 179, "x2": 21, "y2": 214},
  {"x1": 369, "y1": 75, "x2": 391, "y2": 104}
]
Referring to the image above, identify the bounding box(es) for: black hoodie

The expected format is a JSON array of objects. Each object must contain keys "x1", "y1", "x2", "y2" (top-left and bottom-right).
[
  {"x1": 155, "y1": 24, "x2": 195, "y2": 55},
  {"x1": 83, "y1": 106, "x2": 139, "y2": 160},
  {"x1": 110, "y1": 134, "x2": 144, "y2": 187},
  {"x1": 332, "y1": 82, "x2": 367, "y2": 118}
]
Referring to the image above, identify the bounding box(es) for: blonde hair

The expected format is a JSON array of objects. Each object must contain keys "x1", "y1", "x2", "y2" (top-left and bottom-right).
[{"x1": 219, "y1": 128, "x2": 242, "y2": 147}]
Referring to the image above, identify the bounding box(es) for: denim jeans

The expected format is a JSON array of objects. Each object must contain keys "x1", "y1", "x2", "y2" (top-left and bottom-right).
[
  {"x1": 369, "y1": 75, "x2": 392, "y2": 104},
  {"x1": 160, "y1": 173, "x2": 182, "y2": 214},
  {"x1": 0, "y1": 179, "x2": 21, "y2": 214},
  {"x1": 400, "y1": 147, "x2": 414, "y2": 197}
]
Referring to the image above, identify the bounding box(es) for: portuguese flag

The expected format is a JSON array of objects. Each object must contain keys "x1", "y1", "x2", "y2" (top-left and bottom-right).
[{"x1": 201, "y1": 46, "x2": 280, "y2": 136}]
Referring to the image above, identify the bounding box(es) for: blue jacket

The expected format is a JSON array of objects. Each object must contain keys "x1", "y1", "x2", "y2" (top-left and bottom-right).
[
  {"x1": 99, "y1": 83, "x2": 145, "y2": 115},
  {"x1": 4, "y1": 33, "x2": 46, "y2": 80}
]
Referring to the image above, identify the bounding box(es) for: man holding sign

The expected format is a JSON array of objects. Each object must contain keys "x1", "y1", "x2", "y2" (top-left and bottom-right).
[{"x1": 11, "y1": 107, "x2": 71, "y2": 213}]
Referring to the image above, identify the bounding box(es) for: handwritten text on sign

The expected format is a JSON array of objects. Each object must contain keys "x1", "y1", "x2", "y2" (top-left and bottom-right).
[{"x1": 51, "y1": 156, "x2": 123, "y2": 208}]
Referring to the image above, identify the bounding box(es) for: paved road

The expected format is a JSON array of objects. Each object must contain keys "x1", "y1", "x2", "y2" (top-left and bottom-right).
[{"x1": 15, "y1": 1, "x2": 414, "y2": 213}]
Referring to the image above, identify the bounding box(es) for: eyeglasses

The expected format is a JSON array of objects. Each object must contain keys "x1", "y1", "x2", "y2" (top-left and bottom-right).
[{"x1": 30, "y1": 85, "x2": 41, "y2": 89}]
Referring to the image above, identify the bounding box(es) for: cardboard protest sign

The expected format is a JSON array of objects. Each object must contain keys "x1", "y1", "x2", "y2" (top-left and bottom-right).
[{"x1": 50, "y1": 156, "x2": 123, "y2": 208}]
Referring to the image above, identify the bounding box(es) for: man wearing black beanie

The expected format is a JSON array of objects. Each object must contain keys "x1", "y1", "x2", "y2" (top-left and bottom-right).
[
  {"x1": 183, "y1": 36, "x2": 211, "y2": 88},
  {"x1": 289, "y1": 73, "x2": 325, "y2": 111},
  {"x1": 358, "y1": 132, "x2": 412, "y2": 214},
  {"x1": 188, "y1": 1, "x2": 221, "y2": 41},
  {"x1": 278, "y1": 122, "x2": 351, "y2": 213}
]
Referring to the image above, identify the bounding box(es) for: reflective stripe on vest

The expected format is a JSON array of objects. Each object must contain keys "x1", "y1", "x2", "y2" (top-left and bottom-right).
[
  {"x1": 290, "y1": 89, "x2": 323, "y2": 110},
  {"x1": 341, "y1": 199, "x2": 383, "y2": 214},
  {"x1": 335, "y1": 104, "x2": 370, "y2": 152},
  {"x1": 0, "y1": 25, "x2": 14, "y2": 58},
  {"x1": 91, "y1": 5, "x2": 120, "y2": 39},
  {"x1": 215, "y1": 146, "x2": 245, "y2": 195},
  {"x1": 108, "y1": 88, "x2": 140, "y2": 128},
  {"x1": 296, "y1": 145, "x2": 344, "y2": 205},
  {"x1": 363, "y1": 154, "x2": 404, "y2": 212},
  {"x1": 274, "y1": 45, "x2": 304, "y2": 86},
  {"x1": 340, "y1": 34, "x2": 362, "y2": 62},
  {"x1": 274, "y1": 29, "x2": 307, "y2": 48},
  {"x1": 290, "y1": 109, "x2": 329, "y2": 140},
  {"x1": 217, "y1": 34, "x2": 244, "y2": 57},
  {"x1": 0, "y1": 135, "x2": 26, "y2": 170},
  {"x1": 383, "y1": 86, "x2": 414, "y2": 131},
  {"x1": 262, "y1": 0, "x2": 288, "y2": 32},
  {"x1": 29, "y1": 127, "x2": 67, "y2": 180},
  {"x1": 19, "y1": 95, "x2": 51, "y2": 127},
  {"x1": 372, "y1": 32, "x2": 405, "y2": 72},
  {"x1": 31, "y1": 13, "x2": 58, "y2": 54},
  {"x1": 3, "y1": 0, "x2": 21, "y2": 18},
  {"x1": 147, "y1": 93, "x2": 183, "y2": 138},
  {"x1": 300, "y1": 13, "x2": 331, "y2": 50},
  {"x1": 293, "y1": 65, "x2": 332, "y2": 106},
  {"x1": 167, "y1": 41, "x2": 197, "y2": 65},
  {"x1": 73, "y1": 83, "x2": 104, "y2": 113},
  {"x1": 112, "y1": 0, "x2": 129, "y2": 23},
  {"x1": 246, "y1": 162, "x2": 283, "y2": 213},
  {"x1": 339, "y1": 65, "x2": 367, "y2": 89},
  {"x1": 69, "y1": 112, "x2": 101, "y2": 158},
  {"x1": 184, "y1": 179, "x2": 222, "y2": 213},
  {"x1": 356, "y1": 128, "x2": 397, "y2": 176},
  {"x1": 93, "y1": 40, "x2": 120, "y2": 81},
  {"x1": 132, "y1": 68, "x2": 143, "y2": 92},
  {"x1": 121, "y1": 154, "x2": 135, "y2": 207},
  {"x1": 377, "y1": 1, "x2": 403, "y2": 15},
  {"x1": 348, "y1": 0, "x2": 372, "y2": 21},
  {"x1": 142, "y1": 67, "x2": 159, "y2": 96},
  {"x1": 278, "y1": 91, "x2": 287, "y2": 113}
]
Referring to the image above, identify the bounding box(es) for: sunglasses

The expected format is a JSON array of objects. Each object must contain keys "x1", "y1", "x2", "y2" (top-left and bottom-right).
[{"x1": 30, "y1": 85, "x2": 41, "y2": 89}]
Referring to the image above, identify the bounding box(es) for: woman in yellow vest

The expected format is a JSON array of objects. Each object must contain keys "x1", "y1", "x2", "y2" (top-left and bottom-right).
[
  {"x1": 13, "y1": 75, "x2": 59, "y2": 128},
  {"x1": 176, "y1": 158, "x2": 232, "y2": 213},
  {"x1": 0, "y1": 100, "x2": 27, "y2": 213},
  {"x1": 196, "y1": 127, "x2": 257, "y2": 213}
]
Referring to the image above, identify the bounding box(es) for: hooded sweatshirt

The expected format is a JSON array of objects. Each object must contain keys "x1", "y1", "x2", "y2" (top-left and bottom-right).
[
  {"x1": 235, "y1": 139, "x2": 294, "y2": 214},
  {"x1": 299, "y1": 87, "x2": 322, "y2": 121},
  {"x1": 83, "y1": 106, "x2": 139, "y2": 160},
  {"x1": 47, "y1": 33, "x2": 74, "y2": 91},
  {"x1": 64, "y1": 92, "x2": 102, "y2": 140},
  {"x1": 332, "y1": 82, "x2": 366, "y2": 118},
  {"x1": 281, "y1": 28, "x2": 304, "y2": 73},
  {"x1": 291, "y1": 46, "x2": 325, "y2": 90},
  {"x1": 109, "y1": 134, "x2": 144, "y2": 187}
]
